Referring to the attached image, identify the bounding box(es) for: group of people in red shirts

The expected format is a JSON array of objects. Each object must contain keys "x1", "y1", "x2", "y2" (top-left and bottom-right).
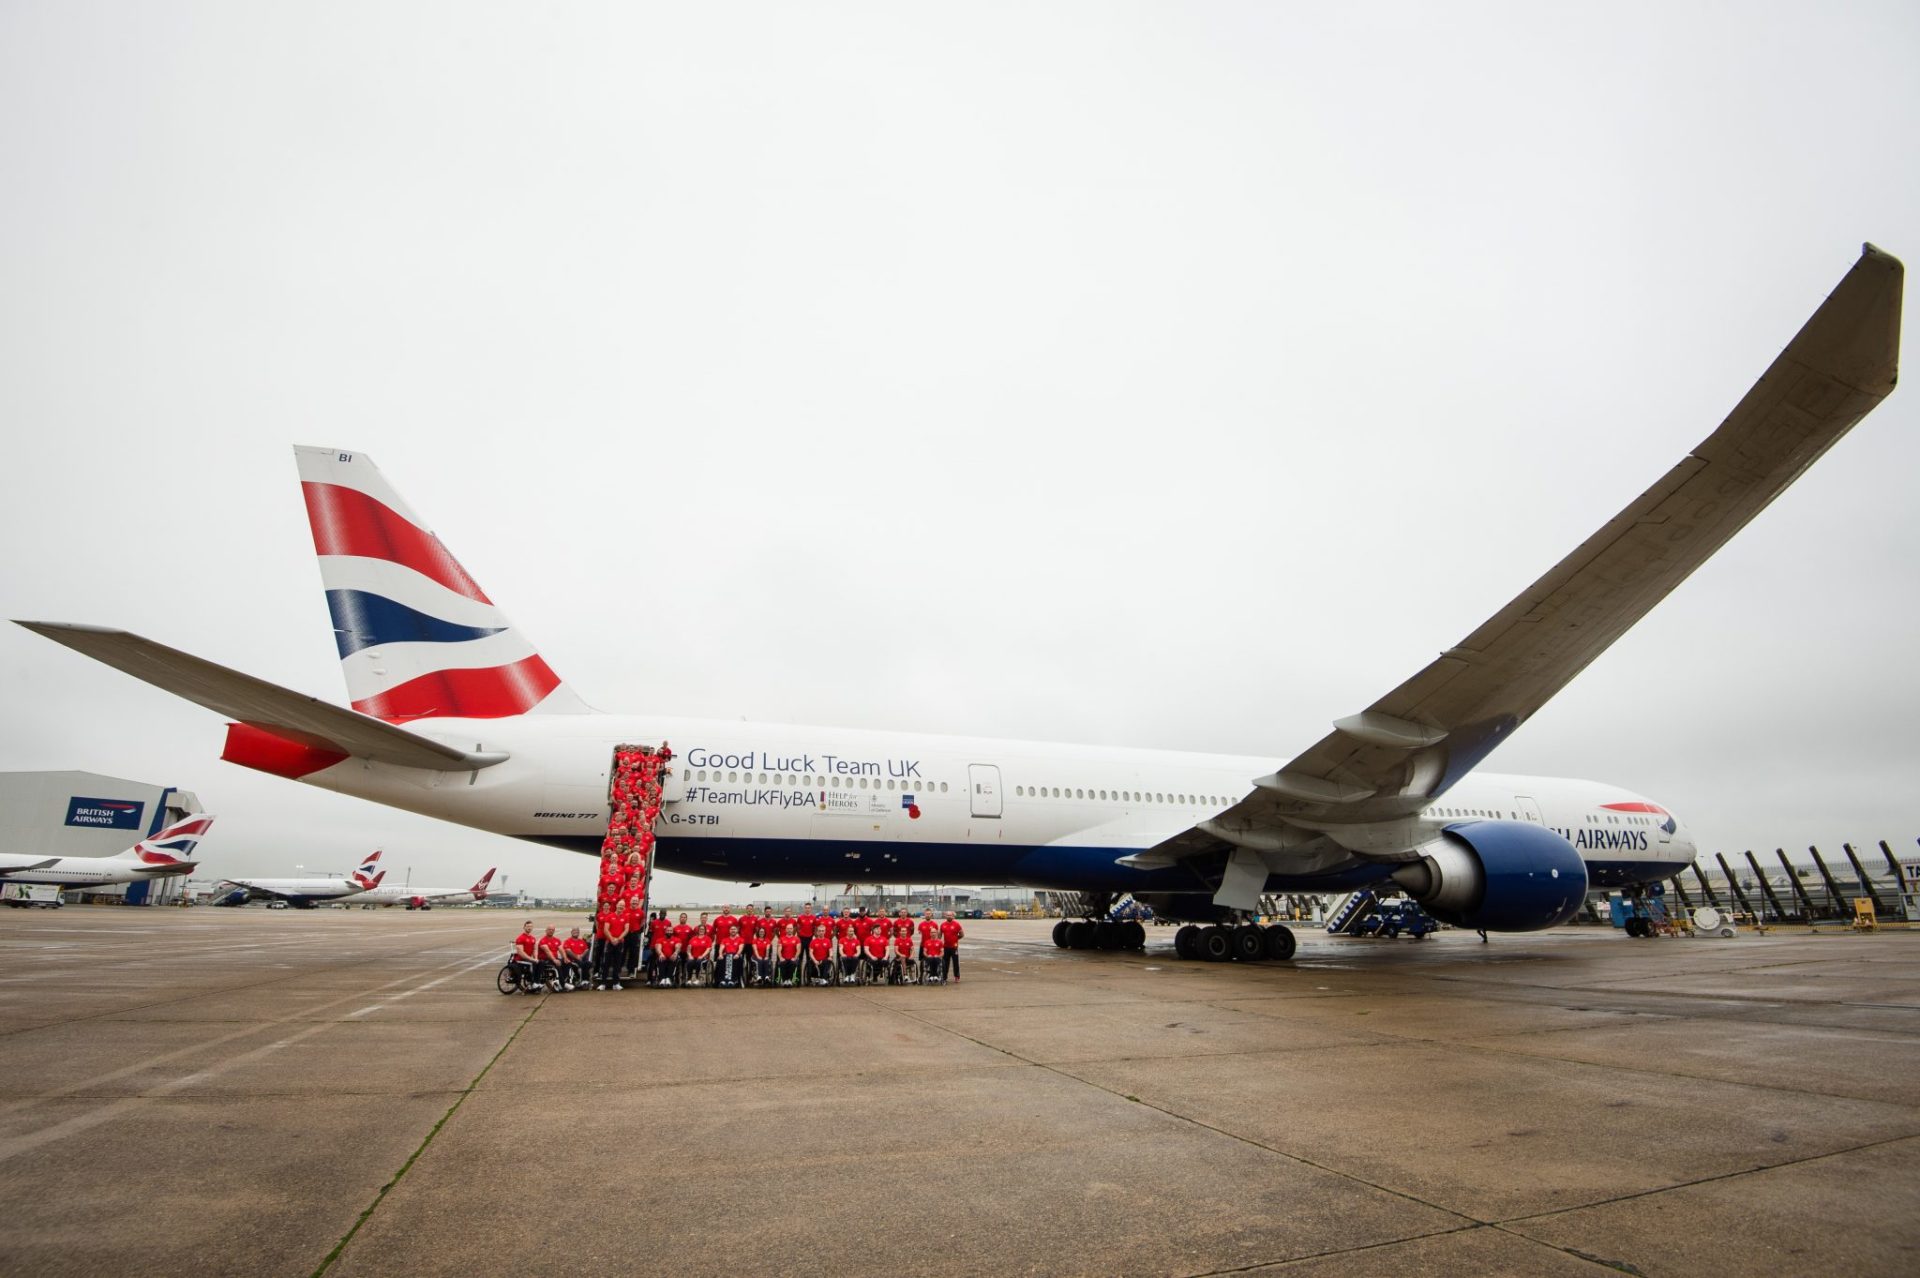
[
  {"x1": 509, "y1": 923, "x2": 595, "y2": 992},
  {"x1": 645, "y1": 906, "x2": 965, "y2": 988},
  {"x1": 516, "y1": 907, "x2": 966, "y2": 992}
]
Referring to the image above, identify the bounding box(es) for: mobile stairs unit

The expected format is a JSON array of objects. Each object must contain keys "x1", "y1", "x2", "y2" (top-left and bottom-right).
[{"x1": 1325, "y1": 889, "x2": 1438, "y2": 940}]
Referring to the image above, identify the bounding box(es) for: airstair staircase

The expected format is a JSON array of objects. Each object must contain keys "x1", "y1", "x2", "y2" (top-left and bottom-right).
[{"x1": 596, "y1": 744, "x2": 671, "y2": 981}]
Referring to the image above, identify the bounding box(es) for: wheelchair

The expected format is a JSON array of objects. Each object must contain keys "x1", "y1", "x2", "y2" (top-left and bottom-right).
[{"x1": 497, "y1": 959, "x2": 555, "y2": 994}]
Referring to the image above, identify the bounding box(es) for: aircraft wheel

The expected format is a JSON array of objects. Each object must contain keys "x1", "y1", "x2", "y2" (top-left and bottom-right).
[
  {"x1": 1263, "y1": 925, "x2": 1297, "y2": 962},
  {"x1": 1052, "y1": 920, "x2": 1071, "y2": 948},
  {"x1": 1067, "y1": 921, "x2": 1096, "y2": 950},
  {"x1": 1173, "y1": 925, "x2": 1199, "y2": 960},
  {"x1": 1123, "y1": 921, "x2": 1146, "y2": 950},
  {"x1": 1094, "y1": 921, "x2": 1120, "y2": 950},
  {"x1": 1232, "y1": 926, "x2": 1266, "y2": 962},
  {"x1": 1198, "y1": 927, "x2": 1233, "y2": 963}
]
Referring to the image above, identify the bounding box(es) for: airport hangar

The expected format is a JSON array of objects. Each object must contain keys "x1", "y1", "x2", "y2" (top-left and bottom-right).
[{"x1": 0, "y1": 770, "x2": 203, "y2": 904}]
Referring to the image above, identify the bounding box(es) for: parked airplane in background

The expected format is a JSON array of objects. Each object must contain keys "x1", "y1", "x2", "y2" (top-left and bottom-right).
[
  {"x1": 219, "y1": 852, "x2": 385, "y2": 908},
  {"x1": 0, "y1": 815, "x2": 215, "y2": 889},
  {"x1": 352, "y1": 866, "x2": 496, "y2": 909},
  {"x1": 20, "y1": 246, "x2": 1903, "y2": 960}
]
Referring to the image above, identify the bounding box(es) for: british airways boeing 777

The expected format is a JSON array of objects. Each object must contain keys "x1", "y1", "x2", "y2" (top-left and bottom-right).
[{"x1": 19, "y1": 246, "x2": 1902, "y2": 960}]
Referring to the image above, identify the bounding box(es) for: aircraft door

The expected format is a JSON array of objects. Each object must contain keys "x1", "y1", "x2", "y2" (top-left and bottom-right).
[
  {"x1": 968, "y1": 764, "x2": 1003, "y2": 818},
  {"x1": 1514, "y1": 796, "x2": 1544, "y2": 824}
]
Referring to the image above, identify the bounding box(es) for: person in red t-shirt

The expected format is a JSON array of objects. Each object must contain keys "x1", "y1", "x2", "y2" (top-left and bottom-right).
[
  {"x1": 670, "y1": 913, "x2": 694, "y2": 949},
  {"x1": 684, "y1": 928, "x2": 715, "y2": 986},
  {"x1": 805, "y1": 931, "x2": 834, "y2": 985},
  {"x1": 715, "y1": 926, "x2": 747, "y2": 988},
  {"x1": 775, "y1": 925, "x2": 803, "y2": 987},
  {"x1": 859, "y1": 927, "x2": 890, "y2": 984},
  {"x1": 623, "y1": 900, "x2": 645, "y2": 976},
  {"x1": 851, "y1": 913, "x2": 871, "y2": 942},
  {"x1": 893, "y1": 910, "x2": 914, "y2": 941},
  {"x1": 535, "y1": 927, "x2": 565, "y2": 990},
  {"x1": 797, "y1": 908, "x2": 817, "y2": 940},
  {"x1": 835, "y1": 914, "x2": 857, "y2": 941},
  {"x1": 748, "y1": 930, "x2": 774, "y2": 986},
  {"x1": 891, "y1": 929, "x2": 916, "y2": 984},
  {"x1": 597, "y1": 908, "x2": 629, "y2": 990},
  {"x1": 920, "y1": 927, "x2": 946, "y2": 984},
  {"x1": 835, "y1": 928, "x2": 862, "y2": 984},
  {"x1": 940, "y1": 912, "x2": 965, "y2": 983},
  {"x1": 736, "y1": 905, "x2": 758, "y2": 941},
  {"x1": 563, "y1": 927, "x2": 590, "y2": 989},
  {"x1": 650, "y1": 930, "x2": 680, "y2": 987},
  {"x1": 918, "y1": 910, "x2": 940, "y2": 944},
  {"x1": 510, "y1": 923, "x2": 538, "y2": 986},
  {"x1": 713, "y1": 907, "x2": 738, "y2": 943}
]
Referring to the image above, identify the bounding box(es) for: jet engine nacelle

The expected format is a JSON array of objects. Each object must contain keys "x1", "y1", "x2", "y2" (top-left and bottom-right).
[{"x1": 1390, "y1": 820, "x2": 1588, "y2": 932}]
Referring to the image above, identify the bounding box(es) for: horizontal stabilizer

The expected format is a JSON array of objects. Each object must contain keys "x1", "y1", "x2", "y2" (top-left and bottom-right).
[{"x1": 15, "y1": 622, "x2": 508, "y2": 773}]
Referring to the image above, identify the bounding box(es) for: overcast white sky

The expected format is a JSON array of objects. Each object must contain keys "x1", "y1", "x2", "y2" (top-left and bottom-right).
[{"x1": 2, "y1": 2, "x2": 1915, "y2": 904}]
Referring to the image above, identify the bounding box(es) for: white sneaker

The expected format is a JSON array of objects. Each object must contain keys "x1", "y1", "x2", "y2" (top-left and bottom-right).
[{"x1": 611, "y1": 982, "x2": 623, "y2": 990}]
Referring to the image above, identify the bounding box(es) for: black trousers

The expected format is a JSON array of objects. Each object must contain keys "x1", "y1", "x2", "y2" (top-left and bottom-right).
[
  {"x1": 943, "y1": 950, "x2": 960, "y2": 980},
  {"x1": 624, "y1": 934, "x2": 641, "y2": 976},
  {"x1": 598, "y1": 942, "x2": 625, "y2": 982}
]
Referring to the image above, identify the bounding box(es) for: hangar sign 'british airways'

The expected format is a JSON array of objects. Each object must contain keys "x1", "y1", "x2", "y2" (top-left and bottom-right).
[{"x1": 65, "y1": 797, "x2": 144, "y2": 830}]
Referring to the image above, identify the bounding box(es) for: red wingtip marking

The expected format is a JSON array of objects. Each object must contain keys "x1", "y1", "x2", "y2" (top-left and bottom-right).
[{"x1": 222, "y1": 723, "x2": 350, "y2": 779}]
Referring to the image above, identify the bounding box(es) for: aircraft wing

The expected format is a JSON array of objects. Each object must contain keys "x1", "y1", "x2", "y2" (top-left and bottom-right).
[
  {"x1": 0, "y1": 859, "x2": 60, "y2": 877},
  {"x1": 15, "y1": 623, "x2": 509, "y2": 773},
  {"x1": 1150, "y1": 244, "x2": 1902, "y2": 869}
]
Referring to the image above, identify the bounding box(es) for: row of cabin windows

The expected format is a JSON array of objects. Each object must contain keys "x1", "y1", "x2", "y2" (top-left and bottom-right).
[
  {"x1": 1433, "y1": 805, "x2": 1657, "y2": 827},
  {"x1": 1013, "y1": 786, "x2": 1228, "y2": 807},
  {"x1": 693, "y1": 770, "x2": 949, "y2": 793}
]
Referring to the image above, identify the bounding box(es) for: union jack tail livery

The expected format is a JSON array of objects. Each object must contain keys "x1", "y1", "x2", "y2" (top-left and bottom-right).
[
  {"x1": 348, "y1": 850, "x2": 383, "y2": 890},
  {"x1": 295, "y1": 447, "x2": 590, "y2": 721},
  {"x1": 132, "y1": 814, "x2": 216, "y2": 866}
]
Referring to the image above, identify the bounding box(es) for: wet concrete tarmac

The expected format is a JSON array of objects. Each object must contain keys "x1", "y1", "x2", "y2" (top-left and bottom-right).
[{"x1": 0, "y1": 909, "x2": 1915, "y2": 1276}]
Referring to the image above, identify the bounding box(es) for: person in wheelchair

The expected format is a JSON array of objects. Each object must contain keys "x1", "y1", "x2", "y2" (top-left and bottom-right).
[
  {"x1": 715, "y1": 925, "x2": 747, "y2": 988},
  {"x1": 748, "y1": 929, "x2": 774, "y2": 987},
  {"x1": 836, "y1": 927, "x2": 862, "y2": 985},
  {"x1": 535, "y1": 926, "x2": 567, "y2": 991},
  {"x1": 860, "y1": 927, "x2": 889, "y2": 985},
  {"x1": 805, "y1": 930, "x2": 835, "y2": 986},
  {"x1": 650, "y1": 929, "x2": 680, "y2": 986},
  {"x1": 562, "y1": 927, "x2": 590, "y2": 989},
  {"x1": 683, "y1": 927, "x2": 715, "y2": 987},
  {"x1": 508, "y1": 921, "x2": 540, "y2": 990},
  {"x1": 774, "y1": 924, "x2": 802, "y2": 987},
  {"x1": 891, "y1": 927, "x2": 916, "y2": 985},
  {"x1": 920, "y1": 926, "x2": 946, "y2": 985}
]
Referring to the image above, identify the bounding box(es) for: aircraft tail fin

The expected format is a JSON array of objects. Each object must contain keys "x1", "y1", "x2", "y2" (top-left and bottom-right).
[
  {"x1": 471, "y1": 867, "x2": 497, "y2": 898},
  {"x1": 131, "y1": 814, "x2": 215, "y2": 867},
  {"x1": 348, "y1": 851, "x2": 383, "y2": 890},
  {"x1": 294, "y1": 447, "x2": 592, "y2": 721}
]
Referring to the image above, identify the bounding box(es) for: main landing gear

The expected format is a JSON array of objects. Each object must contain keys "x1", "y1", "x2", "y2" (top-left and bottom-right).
[
  {"x1": 1172, "y1": 923, "x2": 1296, "y2": 963},
  {"x1": 1052, "y1": 919, "x2": 1147, "y2": 951}
]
